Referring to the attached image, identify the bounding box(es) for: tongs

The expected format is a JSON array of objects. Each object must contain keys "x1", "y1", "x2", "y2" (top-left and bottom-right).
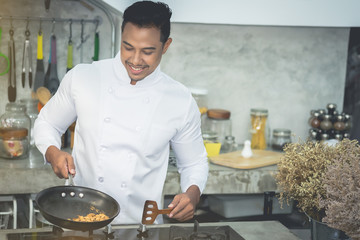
[{"x1": 22, "y1": 21, "x2": 33, "y2": 88}]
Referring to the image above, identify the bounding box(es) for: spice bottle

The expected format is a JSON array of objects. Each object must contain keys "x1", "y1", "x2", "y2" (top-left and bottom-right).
[
  {"x1": 333, "y1": 114, "x2": 345, "y2": 132},
  {"x1": 203, "y1": 109, "x2": 231, "y2": 146},
  {"x1": 272, "y1": 129, "x2": 291, "y2": 151},
  {"x1": 320, "y1": 114, "x2": 333, "y2": 131},
  {"x1": 326, "y1": 103, "x2": 337, "y2": 116},
  {"x1": 221, "y1": 135, "x2": 237, "y2": 153},
  {"x1": 309, "y1": 111, "x2": 321, "y2": 129},
  {"x1": 0, "y1": 103, "x2": 31, "y2": 159},
  {"x1": 250, "y1": 108, "x2": 268, "y2": 150}
]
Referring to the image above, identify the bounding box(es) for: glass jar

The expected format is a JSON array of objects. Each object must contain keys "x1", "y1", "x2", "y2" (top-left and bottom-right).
[
  {"x1": 190, "y1": 87, "x2": 208, "y2": 134},
  {"x1": 0, "y1": 103, "x2": 31, "y2": 159},
  {"x1": 272, "y1": 128, "x2": 291, "y2": 151},
  {"x1": 20, "y1": 98, "x2": 39, "y2": 146},
  {"x1": 189, "y1": 87, "x2": 208, "y2": 115},
  {"x1": 250, "y1": 108, "x2": 269, "y2": 150},
  {"x1": 203, "y1": 109, "x2": 231, "y2": 146}
]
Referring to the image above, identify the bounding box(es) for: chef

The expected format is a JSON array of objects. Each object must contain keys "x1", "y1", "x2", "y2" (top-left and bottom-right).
[{"x1": 34, "y1": 1, "x2": 208, "y2": 224}]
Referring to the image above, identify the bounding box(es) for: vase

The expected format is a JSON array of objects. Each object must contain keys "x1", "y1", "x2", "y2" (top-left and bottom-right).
[{"x1": 307, "y1": 215, "x2": 351, "y2": 240}]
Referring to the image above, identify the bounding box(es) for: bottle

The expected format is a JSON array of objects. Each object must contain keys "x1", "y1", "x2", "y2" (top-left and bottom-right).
[
  {"x1": 221, "y1": 135, "x2": 237, "y2": 153},
  {"x1": 250, "y1": 108, "x2": 269, "y2": 150},
  {"x1": 20, "y1": 98, "x2": 39, "y2": 147},
  {"x1": 203, "y1": 109, "x2": 231, "y2": 146},
  {"x1": 309, "y1": 111, "x2": 321, "y2": 129},
  {"x1": 320, "y1": 114, "x2": 333, "y2": 131},
  {"x1": 272, "y1": 128, "x2": 292, "y2": 151},
  {"x1": 326, "y1": 103, "x2": 337, "y2": 116},
  {"x1": 333, "y1": 114, "x2": 345, "y2": 132},
  {"x1": 0, "y1": 103, "x2": 31, "y2": 159},
  {"x1": 189, "y1": 87, "x2": 208, "y2": 132}
]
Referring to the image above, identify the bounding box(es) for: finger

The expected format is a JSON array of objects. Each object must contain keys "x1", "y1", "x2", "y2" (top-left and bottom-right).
[
  {"x1": 168, "y1": 195, "x2": 181, "y2": 209},
  {"x1": 66, "y1": 154, "x2": 76, "y2": 175}
]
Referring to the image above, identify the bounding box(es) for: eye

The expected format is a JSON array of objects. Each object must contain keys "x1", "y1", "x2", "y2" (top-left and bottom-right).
[{"x1": 143, "y1": 51, "x2": 153, "y2": 56}]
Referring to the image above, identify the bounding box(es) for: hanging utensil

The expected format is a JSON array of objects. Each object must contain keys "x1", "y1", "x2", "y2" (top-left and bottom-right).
[
  {"x1": 22, "y1": 19, "x2": 33, "y2": 88},
  {"x1": 47, "y1": 34, "x2": 60, "y2": 95},
  {"x1": 0, "y1": 23, "x2": 10, "y2": 76},
  {"x1": 33, "y1": 20, "x2": 45, "y2": 92},
  {"x1": 44, "y1": 20, "x2": 59, "y2": 95},
  {"x1": 8, "y1": 23, "x2": 16, "y2": 102},
  {"x1": 141, "y1": 200, "x2": 172, "y2": 225},
  {"x1": 67, "y1": 20, "x2": 73, "y2": 72},
  {"x1": 92, "y1": 20, "x2": 99, "y2": 61}
]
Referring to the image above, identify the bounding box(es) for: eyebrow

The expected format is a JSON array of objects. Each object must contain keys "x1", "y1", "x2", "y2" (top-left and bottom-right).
[{"x1": 122, "y1": 40, "x2": 156, "y2": 50}]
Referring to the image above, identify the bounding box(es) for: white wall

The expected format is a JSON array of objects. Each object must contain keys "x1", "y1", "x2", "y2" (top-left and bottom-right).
[{"x1": 103, "y1": 0, "x2": 360, "y2": 27}]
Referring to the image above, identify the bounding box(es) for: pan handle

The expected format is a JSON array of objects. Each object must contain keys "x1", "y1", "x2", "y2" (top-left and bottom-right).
[{"x1": 68, "y1": 173, "x2": 74, "y2": 186}]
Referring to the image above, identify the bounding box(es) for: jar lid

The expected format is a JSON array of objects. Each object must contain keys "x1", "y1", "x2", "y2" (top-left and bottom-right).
[
  {"x1": 207, "y1": 109, "x2": 231, "y2": 119},
  {"x1": 273, "y1": 128, "x2": 291, "y2": 137},
  {"x1": 5, "y1": 103, "x2": 26, "y2": 112},
  {"x1": 250, "y1": 108, "x2": 268, "y2": 117},
  {"x1": 0, "y1": 127, "x2": 28, "y2": 139}
]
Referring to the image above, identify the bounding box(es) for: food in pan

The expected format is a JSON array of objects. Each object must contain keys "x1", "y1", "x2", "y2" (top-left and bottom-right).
[
  {"x1": 69, "y1": 206, "x2": 110, "y2": 222},
  {"x1": 71, "y1": 213, "x2": 109, "y2": 222}
]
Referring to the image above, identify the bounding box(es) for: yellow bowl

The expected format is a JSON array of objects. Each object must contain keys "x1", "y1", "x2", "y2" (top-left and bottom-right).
[{"x1": 204, "y1": 141, "x2": 222, "y2": 157}]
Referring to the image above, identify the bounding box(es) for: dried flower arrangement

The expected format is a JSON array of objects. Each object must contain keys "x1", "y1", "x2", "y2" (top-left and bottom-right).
[
  {"x1": 275, "y1": 139, "x2": 349, "y2": 221},
  {"x1": 319, "y1": 139, "x2": 360, "y2": 240}
]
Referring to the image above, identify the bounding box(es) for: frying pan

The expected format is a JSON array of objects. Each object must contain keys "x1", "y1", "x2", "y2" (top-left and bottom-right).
[{"x1": 36, "y1": 185, "x2": 120, "y2": 231}]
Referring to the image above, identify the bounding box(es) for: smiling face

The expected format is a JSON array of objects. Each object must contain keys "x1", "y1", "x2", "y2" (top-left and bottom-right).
[{"x1": 120, "y1": 22, "x2": 172, "y2": 85}]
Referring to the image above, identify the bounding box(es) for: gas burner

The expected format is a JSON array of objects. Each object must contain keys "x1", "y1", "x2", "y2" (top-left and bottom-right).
[
  {"x1": 169, "y1": 221, "x2": 244, "y2": 240},
  {"x1": 189, "y1": 231, "x2": 226, "y2": 240}
]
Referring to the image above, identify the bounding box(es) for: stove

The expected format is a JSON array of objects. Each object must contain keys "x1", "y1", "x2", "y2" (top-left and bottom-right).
[{"x1": 6, "y1": 221, "x2": 245, "y2": 240}]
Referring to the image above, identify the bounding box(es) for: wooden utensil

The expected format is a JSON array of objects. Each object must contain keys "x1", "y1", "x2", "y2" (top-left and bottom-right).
[{"x1": 141, "y1": 200, "x2": 172, "y2": 225}]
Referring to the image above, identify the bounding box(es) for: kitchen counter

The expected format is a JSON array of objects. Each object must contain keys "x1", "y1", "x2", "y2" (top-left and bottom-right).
[
  {"x1": 0, "y1": 221, "x2": 300, "y2": 239},
  {"x1": 0, "y1": 147, "x2": 279, "y2": 195}
]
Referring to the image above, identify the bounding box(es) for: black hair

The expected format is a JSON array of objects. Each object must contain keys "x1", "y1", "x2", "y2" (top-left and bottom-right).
[{"x1": 121, "y1": 1, "x2": 172, "y2": 44}]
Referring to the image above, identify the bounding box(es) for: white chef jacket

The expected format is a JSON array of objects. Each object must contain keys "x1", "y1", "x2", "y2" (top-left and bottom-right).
[{"x1": 34, "y1": 52, "x2": 209, "y2": 224}]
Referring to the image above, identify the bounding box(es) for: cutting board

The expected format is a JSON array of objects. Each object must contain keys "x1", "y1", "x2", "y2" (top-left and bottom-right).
[{"x1": 208, "y1": 149, "x2": 283, "y2": 169}]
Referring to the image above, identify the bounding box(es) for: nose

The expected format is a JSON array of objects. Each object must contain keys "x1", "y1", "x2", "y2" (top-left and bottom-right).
[{"x1": 131, "y1": 50, "x2": 142, "y2": 65}]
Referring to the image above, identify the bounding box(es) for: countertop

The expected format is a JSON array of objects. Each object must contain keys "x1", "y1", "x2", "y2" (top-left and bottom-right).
[
  {"x1": 0, "y1": 221, "x2": 300, "y2": 240},
  {"x1": 0, "y1": 147, "x2": 279, "y2": 195}
]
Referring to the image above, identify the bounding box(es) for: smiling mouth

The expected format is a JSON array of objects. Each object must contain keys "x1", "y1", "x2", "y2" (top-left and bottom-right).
[{"x1": 126, "y1": 61, "x2": 148, "y2": 74}]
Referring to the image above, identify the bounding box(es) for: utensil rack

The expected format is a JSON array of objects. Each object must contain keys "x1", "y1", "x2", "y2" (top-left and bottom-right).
[{"x1": 0, "y1": 15, "x2": 100, "y2": 25}]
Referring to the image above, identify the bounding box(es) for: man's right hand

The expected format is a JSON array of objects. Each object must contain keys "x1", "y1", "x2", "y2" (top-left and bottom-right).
[{"x1": 45, "y1": 145, "x2": 76, "y2": 179}]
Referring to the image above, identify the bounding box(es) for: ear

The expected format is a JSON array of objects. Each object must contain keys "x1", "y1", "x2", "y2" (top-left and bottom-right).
[{"x1": 162, "y1": 38, "x2": 172, "y2": 54}]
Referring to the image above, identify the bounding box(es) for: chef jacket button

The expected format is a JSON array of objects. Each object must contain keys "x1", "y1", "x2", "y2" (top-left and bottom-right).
[
  {"x1": 100, "y1": 146, "x2": 107, "y2": 151},
  {"x1": 135, "y1": 126, "x2": 141, "y2": 131},
  {"x1": 108, "y1": 87, "x2": 113, "y2": 93},
  {"x1": 121, "y1": 182, "x2": 127, "y2": 188},
  {"x1": 104, "y1": 117, "x2": 111, "y2": 123},
  {"x1": 98, "y1": 177, "x2": 104, "y2": 183},
  {"x1": 143, "y1": 97, "x2": 150, "y2": 103}
]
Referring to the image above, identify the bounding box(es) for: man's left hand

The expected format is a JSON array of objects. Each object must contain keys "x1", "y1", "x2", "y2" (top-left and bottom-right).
[{"x1": 167, "y1": 185, "x2": 201, "y2": 222}]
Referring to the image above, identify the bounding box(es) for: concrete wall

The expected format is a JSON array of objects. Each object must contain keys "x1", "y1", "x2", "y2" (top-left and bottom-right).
[{"x1": 0, "y1": 0, "x2": 349, "y2": 145}]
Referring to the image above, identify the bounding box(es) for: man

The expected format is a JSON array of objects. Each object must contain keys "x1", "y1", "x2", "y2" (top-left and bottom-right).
[{"x1": 34, "y1": 1, "x2": 208, "y2": 224}]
